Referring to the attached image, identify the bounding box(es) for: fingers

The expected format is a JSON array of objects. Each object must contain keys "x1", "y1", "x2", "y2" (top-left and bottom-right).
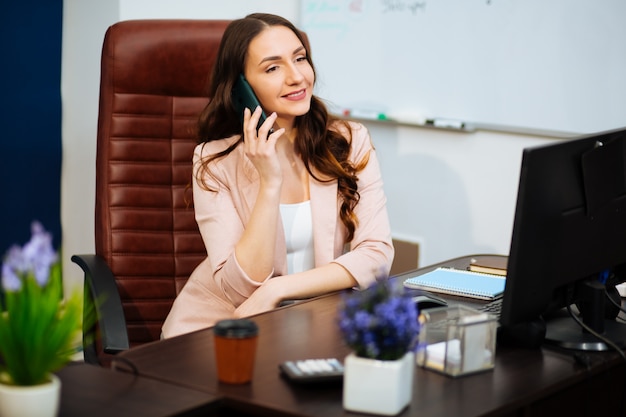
[
  {"x1": 242, "y1": 107, "x2": 253, "y2": 141},
  {"x1": 268, "y1": 126, "x2": 286, "y2": 142},
  {"x1": 258, "y1": 111, "x2": 277, "y2": 139},
  {"x1": 244, "y1": 106, "x2": 279, "y2": 141}
]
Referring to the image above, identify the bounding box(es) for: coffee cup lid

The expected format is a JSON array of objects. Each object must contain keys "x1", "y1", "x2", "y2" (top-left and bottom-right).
[{"x1": 214, "y1": 319, "x2": 259, "y2": 338}]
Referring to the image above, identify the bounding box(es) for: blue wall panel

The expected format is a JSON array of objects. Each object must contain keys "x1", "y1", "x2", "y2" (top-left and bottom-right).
[{"x1": 0, "y1": 0, "x2": 63, "y2": 253}]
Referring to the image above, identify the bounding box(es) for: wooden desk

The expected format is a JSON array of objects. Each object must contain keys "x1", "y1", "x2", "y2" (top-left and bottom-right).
[
  {"x1": 57, "y1": 363, "x2": 219, "y2": 417},
  {"x1": 117, "y1": 255, "x2": 626, "y2": 417}
]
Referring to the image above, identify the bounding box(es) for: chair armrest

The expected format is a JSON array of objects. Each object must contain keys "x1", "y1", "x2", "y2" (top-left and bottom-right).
[{"x1": 71, "y1": 254, "x2": 130, "y2": 363}]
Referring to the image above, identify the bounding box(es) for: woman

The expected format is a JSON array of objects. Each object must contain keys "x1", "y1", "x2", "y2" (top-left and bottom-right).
[{"x1": 162, "y1": 13, "x2": 394, "y2": 338}]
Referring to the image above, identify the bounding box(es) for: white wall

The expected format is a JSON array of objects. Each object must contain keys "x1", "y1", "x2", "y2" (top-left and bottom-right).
[
  {"x1": 367, "y1": 123, "x2": 551, "y2": 265},
  {"x1": 61, "y1": 0, "x2": 120, "y2": 295},
  {"x1": 61, "y1": 0, "x2": 559, "y2": 294}
]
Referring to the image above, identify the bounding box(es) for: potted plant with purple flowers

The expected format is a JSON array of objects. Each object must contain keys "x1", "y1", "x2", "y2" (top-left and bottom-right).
[
  {"x1": 0, "y1": 221, "x2": 82, "y2": 417},
  {"x1": 338, "y1": 279, "x2": 419, "y2": 416}
]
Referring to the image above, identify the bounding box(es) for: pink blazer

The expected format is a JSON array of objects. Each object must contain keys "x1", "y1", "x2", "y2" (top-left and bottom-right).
[{"x1": 162, "y1": 122, "x2": 394, "y2": 337}]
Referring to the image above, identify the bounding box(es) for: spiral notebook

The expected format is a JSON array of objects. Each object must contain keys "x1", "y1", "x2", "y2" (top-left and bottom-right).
[{"x1": 403, "y1": 267, "x2": 506, "y2": 301}]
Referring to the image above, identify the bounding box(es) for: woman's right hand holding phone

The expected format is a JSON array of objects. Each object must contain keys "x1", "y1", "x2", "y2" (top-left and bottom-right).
[{"x1": 243, "y1": 106, "x2": 285, "y2": 187}]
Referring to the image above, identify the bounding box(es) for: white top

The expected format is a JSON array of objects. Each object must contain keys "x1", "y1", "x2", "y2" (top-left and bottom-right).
[{"x1": 280, "y1": 200, "x2": 315, "y2": 274}]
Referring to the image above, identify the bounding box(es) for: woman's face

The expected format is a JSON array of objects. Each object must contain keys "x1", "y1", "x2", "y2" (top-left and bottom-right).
[{"x1": 243, "y1": 25, "x2": 314, "y2": 129}]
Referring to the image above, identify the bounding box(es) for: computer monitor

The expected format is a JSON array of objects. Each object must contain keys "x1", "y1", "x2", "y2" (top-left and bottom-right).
[{"x1": 499, "y1": 127, "x2": 626, "y2": 351}]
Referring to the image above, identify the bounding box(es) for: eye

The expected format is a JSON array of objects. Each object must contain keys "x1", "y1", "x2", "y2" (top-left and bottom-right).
[
  {"x1": 265, "y1": 65, "x2": 278, "y2": 73},
  {"x1": 295, "y1": 55, "x2": 308, "y2": 63}
]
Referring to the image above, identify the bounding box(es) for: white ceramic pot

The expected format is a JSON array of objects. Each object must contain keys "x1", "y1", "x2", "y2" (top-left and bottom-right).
[
  {"x1": 0, "y1": 374, "x2": 61, "y2": 417},
  {"x1": 342, "y1": 351, "x2": 415, "y2": 416}
]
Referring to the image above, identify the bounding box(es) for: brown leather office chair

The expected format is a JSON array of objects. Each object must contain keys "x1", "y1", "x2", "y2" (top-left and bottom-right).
[{"x1": 72, "y1": 20, "x2": 230, "y2": 366}]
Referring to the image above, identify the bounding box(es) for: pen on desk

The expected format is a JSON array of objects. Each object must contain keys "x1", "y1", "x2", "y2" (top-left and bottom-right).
[
  {"x1": 343, "y1": 108, "x2": 389, "y2": 121},
  {"x1": 425, "y1": 118, "x2": 466, "y2": 130}
]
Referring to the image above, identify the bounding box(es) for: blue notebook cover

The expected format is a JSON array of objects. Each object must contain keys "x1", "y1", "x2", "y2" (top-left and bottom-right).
[{"x1": 403, "y1": 267, "x2": 506, "y2": 300}]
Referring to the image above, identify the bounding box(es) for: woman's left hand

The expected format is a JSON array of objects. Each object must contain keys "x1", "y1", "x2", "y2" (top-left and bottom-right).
[{"x1": 233, "y1": 279, "x2": 283, "y2": 319}]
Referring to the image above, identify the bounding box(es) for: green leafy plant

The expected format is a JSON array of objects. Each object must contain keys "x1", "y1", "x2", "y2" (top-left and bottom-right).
[
  {"x1": 337, "y1": 280, "x2": 420, "y2": 361},
  {"x1": 0, "y1": 221, "x2": 82, "y2": 386}
]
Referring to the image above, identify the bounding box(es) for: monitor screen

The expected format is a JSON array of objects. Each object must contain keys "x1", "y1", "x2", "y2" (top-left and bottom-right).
[{"x1": 500, "y1": 127, "x2": 626, "y2": 351}]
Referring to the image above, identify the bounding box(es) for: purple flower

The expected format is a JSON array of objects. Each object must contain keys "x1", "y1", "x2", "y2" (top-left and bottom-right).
[
  {"x1": 2, "y1": 249, "x2": 22, "y2": 291},
  {"x1": 337, "y1": 280, "x2": 420, "y2": 360},
  {"x1": 1, "y1": 221, "x2": 57, "y2": 291}
]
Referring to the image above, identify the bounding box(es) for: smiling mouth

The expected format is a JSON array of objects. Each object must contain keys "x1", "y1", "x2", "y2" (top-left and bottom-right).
[{"x1": 283, "y1": 89, "x2": 306, "y2": 99}]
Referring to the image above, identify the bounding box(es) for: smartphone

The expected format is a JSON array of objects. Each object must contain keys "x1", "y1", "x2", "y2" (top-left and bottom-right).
[{"x1": 232, "y1": 74, "x2": 273, "y2": 133}]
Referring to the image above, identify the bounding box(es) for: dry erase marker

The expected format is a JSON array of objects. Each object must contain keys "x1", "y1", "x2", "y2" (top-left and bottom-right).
[
  {"x1": 426, "y1": 118, "x2": 465, "y2": 130},
  {"x1": 343, "y1": 109, "x2": 388, "y2": 121}
]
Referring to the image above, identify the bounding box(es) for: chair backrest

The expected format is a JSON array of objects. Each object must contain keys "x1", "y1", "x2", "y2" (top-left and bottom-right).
[{"x1": 95, "y1": 19, "x2": 230, "y2": 346}]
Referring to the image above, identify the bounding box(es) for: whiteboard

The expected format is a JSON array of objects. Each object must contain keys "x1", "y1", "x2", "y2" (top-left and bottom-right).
[{"x1": 300, "y1": 0, "x2": 626, "y2": 135}]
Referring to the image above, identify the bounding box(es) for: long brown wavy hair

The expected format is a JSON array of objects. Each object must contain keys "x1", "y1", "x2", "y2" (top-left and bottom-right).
[{"x1": 196, "y1": 13, "x2": 369, "y2": 242}]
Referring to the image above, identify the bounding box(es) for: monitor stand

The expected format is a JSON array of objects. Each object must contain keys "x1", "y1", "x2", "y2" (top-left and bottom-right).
[
  {"x1": 545, "y1": 313, "x2": 626, "y2": 351},
  {"x1": 544, "y1": 281, "x2": 626, "y2": 351}
]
